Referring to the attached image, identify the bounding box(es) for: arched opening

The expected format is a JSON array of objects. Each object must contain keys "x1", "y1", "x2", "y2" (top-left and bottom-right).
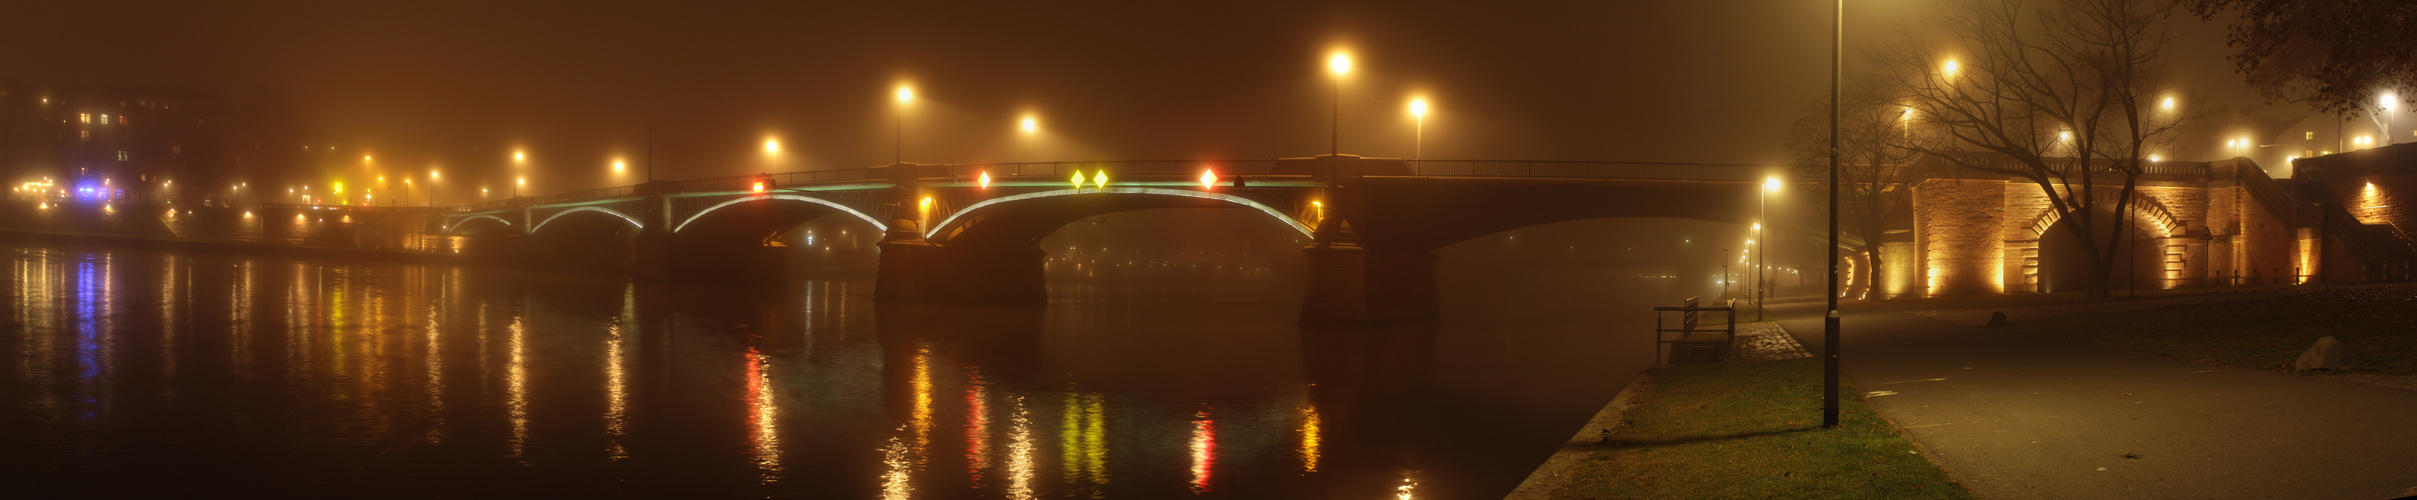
[
  {"x1": 1036, "y1": 208, "x2": 1311, "y2": 299},
  {"x1": 900, "y1": 189, "x2": 1313, "y2": 303},
  {"x1": 671, "y1": 196, "x2": 889, "y2": 283},
  {"x1": 525, "y1": 208, "x2": 646, "y2": 271},
  {"x1": 2037, "y1": 204, "x2": 2162, "y2": 294},
  {"x1": 447, "y1": 215, "x2": 515, "y2": 236}
]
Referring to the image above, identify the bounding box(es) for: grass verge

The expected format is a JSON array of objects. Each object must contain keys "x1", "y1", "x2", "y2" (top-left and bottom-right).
[{"x1": 1550, "y1": 358, "x2": 1969, "y2": 499}]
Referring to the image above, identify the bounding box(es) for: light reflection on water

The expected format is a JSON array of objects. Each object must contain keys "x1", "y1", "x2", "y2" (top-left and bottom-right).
[{"x1": 0, "y1": 243, "x2": 1660, "y2": 498}]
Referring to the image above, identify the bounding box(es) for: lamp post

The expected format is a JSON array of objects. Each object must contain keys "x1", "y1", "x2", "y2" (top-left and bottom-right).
[
  {"x1": 1328, "y1": 52, "x2": 1351, "y2": 156},
  {"x1": 1021, "y1": 115, "x2": 1041, "y2": 163},
  {"x1": 512, "y1": 151, "x2": 527, "y2": 198},
  {"x1": 1762, "y1": 177, "x2": 1780, "y2": 321},
  {"x1": 1409, "y1": 98, "x2": 1429, "y2": 160},
  {"x1": 1824, "y1": 0, "x2": 1843, "y2": 430},
  {"x1": 2383, "y1": 94, "x2": 2397, "y2": 145},
  {"x1": 894, "y1": 85, "x2": 914, "y2": 164}
]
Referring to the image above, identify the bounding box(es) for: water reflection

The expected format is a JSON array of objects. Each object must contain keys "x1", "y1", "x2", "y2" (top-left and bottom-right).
[{"x1": 0, "y1": 243, "x2": 1657, "y2": 498}]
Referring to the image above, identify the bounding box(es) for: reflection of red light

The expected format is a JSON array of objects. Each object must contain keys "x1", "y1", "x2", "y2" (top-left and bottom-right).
[
  {"x1": 965, "y1": 372, "x2": 990, "y2": 487},
  {"x1": 1191, "y1": 411, "x2": 1216, "y2": 492},
  {"x1": 752, "y1": 182, "x2": 765, "y2": 192}
]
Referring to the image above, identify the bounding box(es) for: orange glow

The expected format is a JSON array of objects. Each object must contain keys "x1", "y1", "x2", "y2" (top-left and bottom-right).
[
  {"x1": 746, "y1": 348, "x2": 780, "y2": 476},
  {"x1": 1200, "y1": 169, "x2": 1218, "y2": 189},
  {"x1": 1190, "y1": 410, "x2": 1216, "y2": 493},
  {"x1": 752, "y1": 182, "x2": 765, "y2": 192},
  {"x1": 1328, "y1": 52, "x2": 1353, "y2": 76},
  {"x1": 1299, "y1": 405, "x2": 1321, "y2": 472}
]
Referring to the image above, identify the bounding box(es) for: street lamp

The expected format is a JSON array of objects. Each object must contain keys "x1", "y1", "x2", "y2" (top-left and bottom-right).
[
  {"x1": 894, "y1": 85, "x2": 914, "y2": 164},
  {"x1": 1408, "y1": 98, "x2": 1429, "y2": 160},
  {"x1": 2381, "y1": 94, "x2": 2396, "y2": 145},
  {"x1": 1760, "y1": 176, "x2": 1781, "y2": 321},
  {"x1": 1327, "y1": 52, "x2": 1352, "y2": 156},
  {"x1": 1020, "y1": 115, "x2": 1041, "y2": 163}
]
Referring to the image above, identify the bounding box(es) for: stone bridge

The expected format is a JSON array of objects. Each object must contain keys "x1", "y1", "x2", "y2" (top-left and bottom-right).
[{"x1": 441, "y1": 155, "x2": 1832, "y2": 322}]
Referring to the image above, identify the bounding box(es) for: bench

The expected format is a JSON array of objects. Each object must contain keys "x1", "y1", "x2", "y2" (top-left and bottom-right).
[{"x1": 1653, "y1": 296, "x2": 1738, "y2": 364}]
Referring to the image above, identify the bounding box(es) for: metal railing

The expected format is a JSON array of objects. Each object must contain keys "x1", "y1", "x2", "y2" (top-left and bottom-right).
[{"x1": 436, "y1": 158, "x2": 1784, "y2": 213}]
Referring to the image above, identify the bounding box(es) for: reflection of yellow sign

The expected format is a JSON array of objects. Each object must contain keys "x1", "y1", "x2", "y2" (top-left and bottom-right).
[{"x1": 1070, "y1": 171, "x2": 1085, "y2": 188}]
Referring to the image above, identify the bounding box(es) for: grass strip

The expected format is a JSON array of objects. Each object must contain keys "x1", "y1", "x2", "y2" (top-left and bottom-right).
[{"x1": 1551, "y1": 358, "x2": 1969, "y2": 499}]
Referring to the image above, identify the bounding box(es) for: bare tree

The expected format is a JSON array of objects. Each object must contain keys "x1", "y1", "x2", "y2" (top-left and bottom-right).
[
  {"x1": 1788, "y1": 75, "x2": 1939, "y2": 299},
  {"x1": 1878, "y1": 0, "x2": 2195, "y2": 297},
  {"x1": 2184, "y1": 0, "x2": 2417, "y2": 115}
]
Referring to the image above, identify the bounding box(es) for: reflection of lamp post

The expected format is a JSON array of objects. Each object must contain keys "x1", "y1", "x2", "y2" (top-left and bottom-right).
[{"x1": 1327, "y1": 52, "x2": 1351, "y2": 156}]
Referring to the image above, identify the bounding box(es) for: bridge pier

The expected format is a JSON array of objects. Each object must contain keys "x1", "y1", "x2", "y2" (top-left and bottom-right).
[
  {"x1": 1299, "y1": 220, "x2": 1439, "y2": 323},
  {"x1": 875, "y1": 220, "x2": 1048, "y2": 303}
]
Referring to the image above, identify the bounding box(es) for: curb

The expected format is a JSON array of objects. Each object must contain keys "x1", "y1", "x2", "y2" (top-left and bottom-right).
[{"x1": 1502, "y1": 371, "x2": 1652, "y2": 499}]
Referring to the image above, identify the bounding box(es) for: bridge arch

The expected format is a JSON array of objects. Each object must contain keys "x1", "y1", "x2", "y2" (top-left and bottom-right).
[
  {"x1": 532, "y1": 206, "x2": 644, "y2": 234},
  {"x1": 446, "y1": 215, "x2": 516, "y2": 235},
  {"x1": 924, "y1": 187, "x2": 1313, "y2": 247},
  {"x1": 676, "y1": 194, "x2": 888, "y2": 235}
]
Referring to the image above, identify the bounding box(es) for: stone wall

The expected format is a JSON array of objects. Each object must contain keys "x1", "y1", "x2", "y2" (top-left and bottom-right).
[{"x1": 1912, "y1": 179, "x2": 2008, "y2": 296}]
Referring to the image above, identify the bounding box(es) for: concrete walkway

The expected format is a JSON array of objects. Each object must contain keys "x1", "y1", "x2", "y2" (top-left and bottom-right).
[{"x1": 1767, "y1": 298, "x2": 2417, "y2": 499}]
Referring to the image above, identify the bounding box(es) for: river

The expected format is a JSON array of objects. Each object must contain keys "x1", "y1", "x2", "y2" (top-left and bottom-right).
[{"x1": 0, "y1": 236, "x2": 1681, "y2": 498}]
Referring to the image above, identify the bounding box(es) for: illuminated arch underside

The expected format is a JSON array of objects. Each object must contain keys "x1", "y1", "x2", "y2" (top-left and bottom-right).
[
  {"x1": 925, "y1": 187, "x2": 1314, "y2": 242},
  {"x1": 530, "y1": 206, "x2": 644, "y2": 234},
  {"x1": 672, "y1": 194, "x2": 890, "y2": 234},
  {"x1": 445, "y1": 214, "x2": 515, "y2": 234}
]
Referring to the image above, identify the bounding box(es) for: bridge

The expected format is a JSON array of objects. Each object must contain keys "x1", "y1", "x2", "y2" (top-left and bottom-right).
[{"x1": 439, "y1": 155, "x2": 1823, "y2": 322}]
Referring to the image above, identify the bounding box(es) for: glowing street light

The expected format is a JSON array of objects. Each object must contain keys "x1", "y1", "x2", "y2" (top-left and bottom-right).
[
  {"x1": 894, "y1": 84, "x2": 915, "y2": 164},
  {"x1": 2160, "y1": 96, "x2": 2175, "y2": 111},
  {"x1": 1408, "y1": 98, "x2": 1429, "y2": 160},
  {"x1": 1327, "y1": 51, "x2": 1352, "y2": 156},
  {"x1": 764, "y1": 138, "x2": 781, "y2": 156},
  {"x1": 1942, "y1": 58, "x2": 1959, "y2": 76},
  {"x1": 1021, "y1": 116, "x2": 1037, "y2": 135},
  {"x1": 613, "y1": 160, "x2": 627, "y2": 173}
]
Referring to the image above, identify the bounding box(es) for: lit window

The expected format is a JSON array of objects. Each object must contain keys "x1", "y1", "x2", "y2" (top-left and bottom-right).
[
  {"x1": 99, "y1": 114, "x2": 108, "y2": 125},
  {"x1": 117, "y1": 151, "x2": 128, "y2": 161},
  {"x1": 2307, "y1": 132, "x2": 2315, "y2": 140},
  {"x1": 79, "y1": 130, "x2": 89, "y2": 140},
  {"x1": 79, "y1": 113, "x2": 89, "y2": 123}
]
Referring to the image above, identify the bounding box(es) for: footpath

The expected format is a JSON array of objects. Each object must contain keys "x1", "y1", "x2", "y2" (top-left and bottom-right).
[{"x1": 1768, "y1": 297, "x2": 2417, "y2": 499}]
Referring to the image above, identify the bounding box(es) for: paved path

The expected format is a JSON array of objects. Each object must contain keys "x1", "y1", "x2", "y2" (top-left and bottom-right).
[{"x1": 1766, "y1": 297, "x2": 2417, "y2": 499}]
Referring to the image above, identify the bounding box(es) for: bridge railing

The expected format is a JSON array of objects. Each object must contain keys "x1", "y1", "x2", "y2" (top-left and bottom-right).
[
  {"x1": 1403, "y1": 160, "x2": 1776, "y2": 179},
  {"x1": 926, "y1": 160, "x2": 1283, "y2": 180},
  {"x1": 433, "y1": 159, "x2": 1790, "y2": 212}
]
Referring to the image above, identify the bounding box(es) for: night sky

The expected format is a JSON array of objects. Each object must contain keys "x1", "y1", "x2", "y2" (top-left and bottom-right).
[{"x1": 6, "y1": 0, "x2": 2274, "y2": 193}]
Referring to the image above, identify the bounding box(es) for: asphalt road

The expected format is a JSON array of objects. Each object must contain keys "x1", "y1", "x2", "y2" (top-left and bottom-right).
[{"x1": 1765, "y1": 296, "x2": 2417, "y2": 499}]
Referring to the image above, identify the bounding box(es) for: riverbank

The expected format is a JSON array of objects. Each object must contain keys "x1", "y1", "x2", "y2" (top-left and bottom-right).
[
  {"x1": 0, "y1": 227, "x2": 465, "y2": 265},
  {"x1": 1877, "y1": 283, "x2": 2417, "y2": 382},
  {"x1": 1508, "y1": 322, "x2": 1969, "y2": 499}
]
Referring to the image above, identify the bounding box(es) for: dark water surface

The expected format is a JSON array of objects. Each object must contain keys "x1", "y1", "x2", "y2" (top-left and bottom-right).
[{"x1": 0, "y1": 242, "x2": 1668, "y2": 498}]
